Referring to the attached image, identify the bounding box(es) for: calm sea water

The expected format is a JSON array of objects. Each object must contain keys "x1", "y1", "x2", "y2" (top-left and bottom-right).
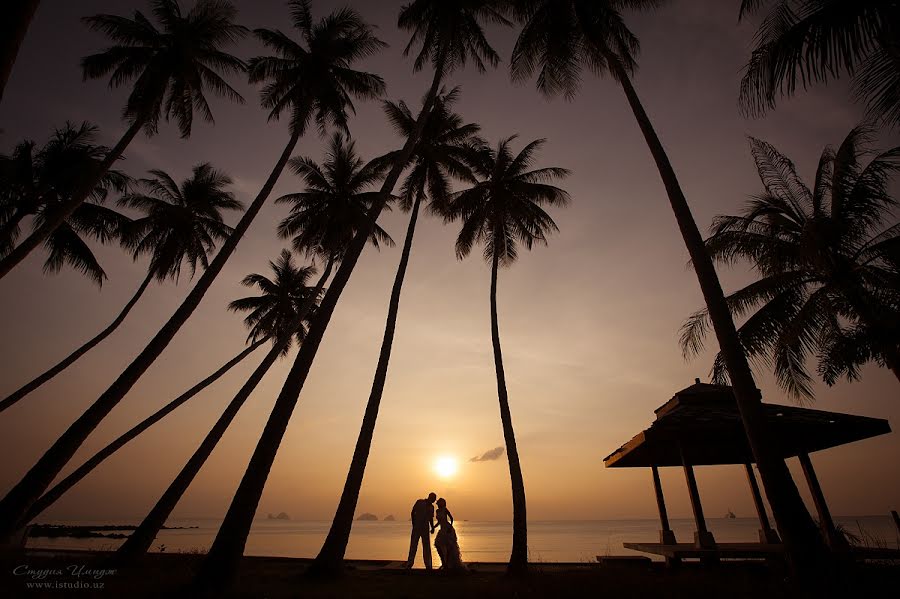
[{"x1": 27, "y1": 516, "x2": 899, "y2": 565}]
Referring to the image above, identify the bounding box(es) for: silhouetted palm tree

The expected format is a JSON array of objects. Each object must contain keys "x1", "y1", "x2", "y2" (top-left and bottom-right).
[
  {"x1": 0, "y1": 163, "x2": 241, "y2": 414},
  {"x1": 739, "y1": 0, "x2": 900, "y2": 127},
  {"x1": 115, "y1": 249, "x2": 319, "y2": 561},
  {"x1": 0, "y1": 0, "x2": 40, "y2": 104},
  {"x1": 312, "y1": 88, "x2": 483, "y2": 574},
  {"x1": 196, "y1": 5, "x2": 507, "y2": 588},
  {"x1": 0, "y1": 0, "x2": 247, "y2": 279},
  {"x1": 508, "y1": 0, "x2": 827, "y2": 569},
  {"x1": 0, "y1": 0, "x2": 385, "y2": 541},
  {"x1": 443, "y1": 136, "x2": 569, "y2": 573},
  {"x1": 0, "y1": 122, "x2": 130, "y2": 286},
  {"x1": 681, "y1": 127, "x2": 900, "y2": 398}
]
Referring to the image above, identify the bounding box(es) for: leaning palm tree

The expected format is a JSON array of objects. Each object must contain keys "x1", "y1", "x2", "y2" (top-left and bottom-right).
[
  {"x1": 739, "y1": 0, "x2": 900, "y2": 128},
  {"x1": 114, "y1": 250, "x2": 320, "y2": 562},
  {"x1": 0, "y1": 163, "x2": 242, "y2": 414},
  {"x1": 443, "y1": 136, "x2": 570, "y2": 573},
  {"x1": 508, "y1": 0, "x2": 827, "y2": 568},
  {"x1": 0, "y1": 0, "x2": 40, "y2": 104},
  {"x1": 195, "y1": 3, "x2": 508, "y2": 588},
  {"x1": 312, "y1": 88, "x2": 483, "y2": 575},
  {"x1": 680, "y1": 127, "x2": 900, "y2": 399},
  {"x1": 0, "y1": 0, "x2": 386, "y2": 541},
  {"x1": 0, "y1": 0, "x2": 247, "y2": 279},
  {"x1": 0, "y1": 122, "x2": 130, "y2": 283},
  {"x1": 139, "y1": 137, "x2": 391, "y2": 572}
]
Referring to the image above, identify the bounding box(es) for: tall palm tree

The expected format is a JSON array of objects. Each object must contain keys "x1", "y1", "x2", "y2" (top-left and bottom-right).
[
  {"x1": 312, "y1": 88, "x2": 482, "y2": 575},
  {"x1": 739, "y1": 0, "x2": 900, "y2": 128},
  {"x1": 195, "y1": 4, "x2": 508, "y2": 589},
  {"x1": 680, "y1": 127, "x2": 900, "y2": 399},
  {"x1": 0, "y1": 122, "x2": 131, "y2": 284},
  {"x1": 508, "y1": 0, "x2": 827, "y2": 569},
  {"x1": 133, "y1": 138, "x2": 389, "y2": 568},
  {"x1": 0, "y1": 0, "x2": 40, "y2": 104},
  {"x1": 115, "y1": 250, "x2": 320, "y2": 561},
  {"x1": 0, "y1": 0, "x2": 385, "y2": 541},
  {"x1": 443, "y1": 136, "x2": 569, "y2": 572},
  {"x1": 0, "y1": 0, "x2": 247, "y2": 280},
  {"x1": 0, "y1": 163, "x2": 242, "y2": 414}
]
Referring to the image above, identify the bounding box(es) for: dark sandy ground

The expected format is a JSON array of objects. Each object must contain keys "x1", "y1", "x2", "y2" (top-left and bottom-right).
[{"x1": 2, "y1": 549, "x2": 898, "y2": 598}]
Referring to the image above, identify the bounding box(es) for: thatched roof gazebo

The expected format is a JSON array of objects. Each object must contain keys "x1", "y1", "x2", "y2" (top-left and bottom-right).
[{"x1": 603, "y1": 381, "x2": 891, "y2": 562}]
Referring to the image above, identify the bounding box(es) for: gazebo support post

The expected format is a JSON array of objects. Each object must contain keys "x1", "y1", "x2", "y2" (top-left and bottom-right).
[
  {"x1": 798, "y1": 452, "x2": 841, "y2": 548},
  {"x1": 744, "y1": 463, "x2": 781, "y2": 544},
  {"x1": 679, "y1": 446, "x2": 716, "y2": 551},
  {"x1": 651, "y1": 466, "x2": 677, "y2": 545}
]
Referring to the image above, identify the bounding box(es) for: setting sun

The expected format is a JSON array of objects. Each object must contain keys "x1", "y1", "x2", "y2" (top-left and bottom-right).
[{"x1": 433, "y1": 456, "x2": 459, "y2": 479}]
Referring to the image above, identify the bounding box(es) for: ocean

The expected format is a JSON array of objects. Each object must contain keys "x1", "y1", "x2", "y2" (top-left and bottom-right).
[{"x1": 26, "y1": 516, "x2": 900, "y2": 565}]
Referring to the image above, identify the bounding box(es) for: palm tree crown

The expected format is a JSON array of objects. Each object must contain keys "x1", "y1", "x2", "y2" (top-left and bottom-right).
[
  {"x1": 228, "y1": 249, "x2": 318, "y2": 354},
  {"x1": 383, "y1": 87, "x2": 484, "y2": 212},
  {"x1": 81, "y1": 0, "x2": 248, "y2": 137},
  {"x1": 446, "y1": 136, "x2": 571, "y2": 264},
  {"x1": 739, "y1": 0, "x2": 900, "y2": 127},
  {"x1": 680, "y1": 126, "x2": 900, "y2": 399},
  {"x1": 119, "y1": 163, "x2": 243, "y2": 282},
  {"x1": 398, "y1": 0, "x2": 510, "y2": 76},
  {"x1": 248, "y1": 0, "x2": 386, "y2": 137},
  {"x1": 0, "y1": 122, "x2": 131, "y2": 285},
  {"x1": 276, "y1": 133, "x2": 393, "y2": 260},
  {"x1": 508, "y1": 0, "x2": 665, "y2": 98}
]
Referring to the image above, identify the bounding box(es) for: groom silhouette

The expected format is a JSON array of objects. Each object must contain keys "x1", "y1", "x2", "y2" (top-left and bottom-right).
[{"x1": 405, "y1": 492, "x2": 436, "y2": 569}]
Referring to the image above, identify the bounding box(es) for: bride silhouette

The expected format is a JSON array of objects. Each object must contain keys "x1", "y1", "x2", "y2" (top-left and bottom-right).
[{"x1": 434, "y1": 498, "x2": 465, "y2": 571}]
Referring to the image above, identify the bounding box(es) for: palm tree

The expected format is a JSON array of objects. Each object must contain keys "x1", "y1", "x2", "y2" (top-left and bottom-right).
[
  {"x1": 0, "y1": 0, "x2": 40, "y2": 104},
  {"x1": 680, "y1": 127, "x2": 900, "y2": 399},
  {"x1": 312, "y1": 88, "x2": 483, "y2": 575},
  {"x1": 508, "y1": 0, "x2": 827, "y2": 569},
  {"x1": 0, "y1": 0, "x2": 385, "y2": 541},
  {"x1": 115, "y1": 250, "x2": 320, "y2": 561},
  {"x1": 443, "y1": 136, "x2": 569, "y2": 573},
  {"x1": 0, "y1": 122, "x2": 131, "y2": 284},
  {"x1": 0, "y1": 0, "x2": 247, "y2": 280},
  {"x1": 739, "y1": 0, "x2": 900, "y2": 128},
  {"x1": 0, "y1": 163, "x2": 242, "y2": 414},
  {"x1": 195, "y1": 5, "x2": 508, "y2": 589}
]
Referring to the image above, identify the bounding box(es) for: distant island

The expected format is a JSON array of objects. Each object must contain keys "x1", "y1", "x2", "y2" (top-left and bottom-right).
[
  {"x1": 267, "y1": 512, "x2": 291, "y2": 521},
  {"x1": 356, "y1": 513, "x2": 378, "y2": 521},
  {"x1": 383, "y1": 515, "x2": 395, "y2": 521}
]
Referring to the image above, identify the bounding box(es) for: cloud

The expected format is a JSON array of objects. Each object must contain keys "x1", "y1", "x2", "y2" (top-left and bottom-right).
[{"x1": 469, "y1": 446, "x2": 505, "y2": 462}]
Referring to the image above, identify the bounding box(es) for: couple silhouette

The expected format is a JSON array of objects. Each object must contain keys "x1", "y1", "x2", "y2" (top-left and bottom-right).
[{"x1": 404, "y1": 492, "x2": 464, "y2": 571}]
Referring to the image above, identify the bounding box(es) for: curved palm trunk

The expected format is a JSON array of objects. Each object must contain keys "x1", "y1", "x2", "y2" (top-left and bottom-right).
[
  {"x1": 19, "y1": 338, "x2": 267, "y2": 527},
  {"x1": 0, "y1": 0, "x2": 40, "y2": 105},
  {"x1": 311, "y1": 188, "x2": 425, "y2": 576},
  {"x1": 116, "y1": 260, "x2": 332, "y2": 563},
  {"x1": 489, "y1": 251, "x2": 528, "y2": 573},
  {"x1": 0, "y1": 130, "x2": 302, "y2": 540},
  {"x1": 611, "y1": 61, "x2": 825, "y2": 570},
  {"x1": 194, "y1": 67, "x2": 445, "y2": 594},
  {"x1": 0, "y1": 270, "x2": 155, "y2": 414},
  {"x1": 0, "y1": 116, "x2": 146, "y2": 280},
  {"x1": 114, "y1": 344, "x2": 284, "y2": 561}
]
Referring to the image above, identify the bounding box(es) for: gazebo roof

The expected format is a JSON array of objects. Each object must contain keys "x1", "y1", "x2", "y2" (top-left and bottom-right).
[{"x1": 603, "y1": 382, "x2": 891, "y2": 468}]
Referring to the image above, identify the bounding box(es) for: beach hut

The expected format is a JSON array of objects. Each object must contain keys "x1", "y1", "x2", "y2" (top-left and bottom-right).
[{"x1": 603, "y1": 381, "x2": 892, "y2": 563}]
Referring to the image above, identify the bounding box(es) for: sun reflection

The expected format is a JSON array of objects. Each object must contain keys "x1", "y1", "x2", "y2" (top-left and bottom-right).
[{"x1": 433, "y1": 456, "x2": 459, "y2": 478}]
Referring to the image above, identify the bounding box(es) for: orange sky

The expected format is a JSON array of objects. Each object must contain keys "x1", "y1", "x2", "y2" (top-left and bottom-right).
[{"x1": 0, "y1": 1, "x2": 898, "y2": 526}]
